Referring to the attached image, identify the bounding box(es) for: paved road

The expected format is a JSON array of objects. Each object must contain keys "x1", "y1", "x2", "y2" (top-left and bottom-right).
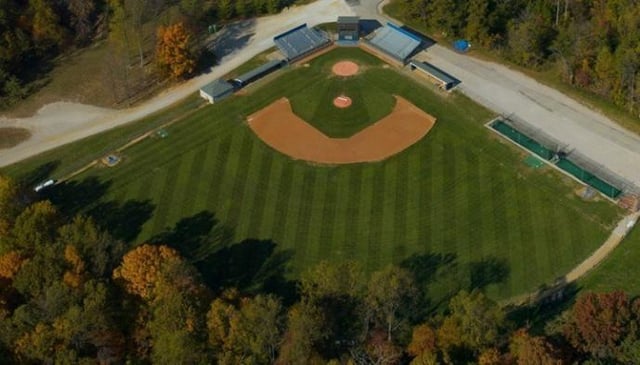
[
  {"x1": 0, "y1": 0, "x2": 354, "y2": 168},
  {"x1": 351, "y1": 0, "x2": 640, "y2": 188}
]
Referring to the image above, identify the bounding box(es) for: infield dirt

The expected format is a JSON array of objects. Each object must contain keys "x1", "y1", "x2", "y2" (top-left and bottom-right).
[{"x1": 247, "y1": 95, "x2": 436, "y2": 164}]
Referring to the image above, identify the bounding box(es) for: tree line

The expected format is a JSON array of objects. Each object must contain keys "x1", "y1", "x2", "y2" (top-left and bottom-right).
[
  {"x1": 395, "y1": 0, "x2": 640, "y2": 116},
  {"x1": 1, "y1": 174, "x2": 640, "y2": 364},
  {"x1": 0, "y1": 0, "x2": 306, "y2": 109}
]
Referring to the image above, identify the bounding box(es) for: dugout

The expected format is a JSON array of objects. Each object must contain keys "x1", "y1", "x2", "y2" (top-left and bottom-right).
[
  {"x1": 409, "y1": 60, "x2": 458, "y2": 90},
  {"x1": 337, "y1": 16, "x2": 359, "y2": 42},
  {"x1": 233, "y1": 59, "x2": 285, "y2": 87},
  {"x1": 199, "y1": 79, "x2": 234, "y2": 104}
]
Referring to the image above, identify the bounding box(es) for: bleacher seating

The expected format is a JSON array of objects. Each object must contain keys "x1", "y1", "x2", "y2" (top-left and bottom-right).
[
  {"x1": 366, "y1": 23, "x2": 421, "y2": 63},
  {"x1": 274, "y1": 25, "x2": 331, "y2": 61}
]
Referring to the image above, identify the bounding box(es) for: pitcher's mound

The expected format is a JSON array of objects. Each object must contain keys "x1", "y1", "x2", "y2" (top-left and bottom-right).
[
  {"x1": 332, "y1": 61, "x2": 359, "y2": 76},
  {"x1": 333, "y1": 96, "x2": 352, "y2": 108}
]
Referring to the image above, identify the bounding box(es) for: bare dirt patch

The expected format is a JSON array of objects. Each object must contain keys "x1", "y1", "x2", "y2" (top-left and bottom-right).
[
  {"x1": 333, "y1": 95, "x2": 352, "y2": 108},
  {"x1": 0, "y1": 127, "x2": 31, "y2": 149},
  {"x1": 332, "y1": 61, "x2": 359, "y2": 76},
  {"x1": 247, "y1": 96, "x2": 436, "y2": 164}
]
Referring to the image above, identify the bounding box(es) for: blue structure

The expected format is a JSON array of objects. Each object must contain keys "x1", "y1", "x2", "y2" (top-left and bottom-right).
[
  {"x1": 274, "y1": 24, "x2": 331, "y2": 61},
  {"x1": 232, "y1": 59, "x2": 285, "y2": 87},
  {"x1": 453, "y1": 39, "x2": 470, "y2": 53},
  {"x1": 409, "y1": 61, "x2": 459, "y2": 90},
  {"x1": 364, "y1": 22, "x2": 421, "y2": 63}
]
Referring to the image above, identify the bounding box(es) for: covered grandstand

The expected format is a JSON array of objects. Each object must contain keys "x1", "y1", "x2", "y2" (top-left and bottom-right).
[
  {"x1": 363, "y1": 22, "x2": 421, "y2": 64},
  {"x1": 274, "y1": 24, "x2": 331, "y2": 61}
]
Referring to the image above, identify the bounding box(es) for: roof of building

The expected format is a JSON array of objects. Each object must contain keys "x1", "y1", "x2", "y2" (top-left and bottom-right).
[
  {"x1": 367, "y1": 22, "x2": 421, "y2": 61},
  {"x1": 274, "y1": 24, "x2": 331, "y2": 60},
  {"x1": 201, "y1": 79, "x2": 234, "y2": 97},
  {"x1": 410, "y1": 61, "x2": 457, "y2": 85},
  {"x1": 338, "y1": 16, "x2": 360, "y2": 24},
  {"x1": 234, "y1": 59, "x2": 284, "y2": 84}
]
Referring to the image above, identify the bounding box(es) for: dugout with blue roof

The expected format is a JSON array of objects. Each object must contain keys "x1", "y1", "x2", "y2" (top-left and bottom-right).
[
  {"x1": 274, "y1": 24, "x2": 331, "y2": 61},
  {"x1": 365, "y1": 22, "x2": 422, "y2": 63}
]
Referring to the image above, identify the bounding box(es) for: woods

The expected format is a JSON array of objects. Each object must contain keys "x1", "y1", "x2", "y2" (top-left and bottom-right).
[
  {"x1": 394, "y1": 0, "x2": 640, "y2": 116},
  {"x1": 1, "y1": 173, "x2": 639, "y2": 363}
]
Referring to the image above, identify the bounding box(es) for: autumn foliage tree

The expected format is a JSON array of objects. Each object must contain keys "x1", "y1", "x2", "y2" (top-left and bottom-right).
[
  {"x1": 112, "y1": 244, "x2": 183, "y2": 299},
  {"x1": 155, "y1": 22, "x2": 196, "y2": 80}
]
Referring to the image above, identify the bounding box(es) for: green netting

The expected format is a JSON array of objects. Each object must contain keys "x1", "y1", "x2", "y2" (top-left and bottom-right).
[
  {"x1": 491, "y1": 121, "x2": 554, "y2": 160},
  {"x1": 555, "y1": 159, "x2": 622, "y2": 198},
  {"x1": 524, "y1": 155, "x2": 544, "y2": 169}
]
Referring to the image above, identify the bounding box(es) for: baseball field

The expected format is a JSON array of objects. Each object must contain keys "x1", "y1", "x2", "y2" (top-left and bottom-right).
[{"x1": 4, "y1": 47, "x2": 622, "y2": 302}]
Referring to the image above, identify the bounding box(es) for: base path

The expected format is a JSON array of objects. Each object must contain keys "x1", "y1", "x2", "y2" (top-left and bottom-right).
[{"x1": 247, "y1": 96, "x2": 435, "y2": 164}]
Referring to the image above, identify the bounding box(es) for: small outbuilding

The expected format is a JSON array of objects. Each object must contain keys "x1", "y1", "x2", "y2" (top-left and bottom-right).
[
  {"x1": 199, "y1": 79, "x2": 235, "y2": 104},
  {"x1": 409, "y1": 60, "x2": 458, "y2": 90}
]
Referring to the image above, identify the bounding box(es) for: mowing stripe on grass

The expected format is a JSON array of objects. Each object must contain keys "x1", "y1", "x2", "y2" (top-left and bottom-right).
[
  {"x1": 306, "y1": 169, "x2": 329, "y2": 265},
  {"x1": 180, "y1": 145, "x2": 208, "y2": 217},
  {"x1": 319, "y1": 171, "x2": 339, "y2": 264},
  {"x1": 367, "y1": 166, "x2": 386, "y2": 271},
  {"x1": 356, "y1": 166, "x2": 375, "y2": 263},
  {"x1": 244, "y1": 149, "x2": 275, "y2": 239},
  {"x1": 405, "y1": 151, "x2": 421, "y2": 246},
  {"x1": 515, "y1": 180, "x2": 535, "y2": 293},
  {"x1": 331, "y1": 169, "x2": 352, "y2": 261},
  {"x1": 192, "y1": 142, "x2": 216, "y2": 213},
  {"x1": 150, "y1": 161, "x2": 180, "y2": 234},
  {"x1": 380, "y1": 161, "x2": 398, "y2": 263},
  {"x1": 233, "y1": 138, "x2": 265, "y2": 239},
  {"x1": 205, "y1": 137, "x2": 232, "y2": 211},
  {"x1": 226, "y1": 132, "x2": 254, "y2": 233},
  {"x1": 269, "y1": 162, "x2": 294, "y2": 242},
  {"x1": 257, "y1": 159, "x2": 284, "y2": 239},
  {"x1": 215, "y1": 131, "x2": 248, "y2": 223},
  {"x1": 281, "y1": 165, "x2": 306, "y2": 258},
  {"x1": 343, "y1": 167, "x2": 363, "y2": 260},
  {"x1": 393, "y1": 154, "x2": 409, "y2": 264},
  {"x1": 293, "y1": 168, "x2": 317, "y2": 267},
  {"x1": 441, "y1": 140, "x2": 458, "y2": 255},
  {"x1": 165, "y1": 149, "x2": 198, "y2": 226}
]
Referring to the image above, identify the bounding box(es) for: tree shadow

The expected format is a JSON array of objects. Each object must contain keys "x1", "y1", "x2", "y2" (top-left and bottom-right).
[
  {"x1": 151, "y1": 211, "x2": 297, "y2": 302},
  {"x1": 42, "y1": 176, "x2": 111, "y2": 217},
  {"x1": 506, "y1": 280, "x2": 580, "y2": 334},
  {"x1": 17, "y1": 161, "x2": 60, "y2": 188},
  {"x1": 204, "y1": 19, "x2": 256, "y2": 67},
  {"x1": 88, "y1": 199, "x2": 155, "y2": 243},
  {"x1": 468, "y1": 257, "x2": 510, "y2": 291},
  {"x1": 401, "y1": 252, "x2": 460, "y2": 315}
]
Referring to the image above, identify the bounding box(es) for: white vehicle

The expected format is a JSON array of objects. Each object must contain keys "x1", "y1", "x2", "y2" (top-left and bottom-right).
[{"x1": 34, "y1": 179, "x2": 56, "y2": 192}]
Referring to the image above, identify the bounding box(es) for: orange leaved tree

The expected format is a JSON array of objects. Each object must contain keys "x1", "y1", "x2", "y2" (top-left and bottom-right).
[{"x1": 155, "y1": 22, "x2": 196, "y2": 80}]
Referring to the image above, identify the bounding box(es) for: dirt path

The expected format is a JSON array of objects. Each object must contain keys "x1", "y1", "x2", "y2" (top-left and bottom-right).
[
  {"x1": 247, "y1": 96, "x2": 435, "y2": 163},
  {"x1": 0, "y1": 0, "x2": 354, "y2": 167}
]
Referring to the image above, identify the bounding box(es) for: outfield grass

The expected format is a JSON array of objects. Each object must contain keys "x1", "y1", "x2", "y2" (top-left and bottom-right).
[
  {"x1": 579, "y1": 225, "x2": 640, "y2": 295},
  {"x1": 4, "y1": 47, "x2": 622, "y2": 302}
]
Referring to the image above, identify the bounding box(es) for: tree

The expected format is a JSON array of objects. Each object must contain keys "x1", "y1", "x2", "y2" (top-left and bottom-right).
[
  {"x1": 594, "y1": 46, "x2": 617, "y2": 96},
  {"x1": 112, "y1": 244, "x2": 183, "y2": 299},
  {"x1": 0, "y1": 251, "x2": 24, "y2": 280},
  {"x1": 276, "y1": 300, "x2": 326, "y2": 364},
  {"x1": 509, "y1": 329, "x2": 562, "y2": 365},
  {"x1": 507, "y1": 9, "x2": 555, "y2": 67},
  {"x1": 563, "y1": 291, "x2": 639, "y2": 360},
  {"x1": 10, "y1": 201, "x2": 59, "y2": 253},
  {"x1": 437, "y1": 290, "x2": 506, "y2": 354},
  {"x1": 155, "y1": 22, "x2": 196, "y2": 79},
  {"x1": 217, "y1": 0, "x2": 234, "y2": 20},
  {"x1": 28, "y1": 0, "x2": 64, "y2": 47},
  {"x1": 465, "y1": 0, "x2": 492, "y2": 46},
  {"x1": 0, "y1": 175, "x2": 21, "y2": 227},
  {"x1": 67, "y1": 0, "x2": 96, "y2": 45},
  {"x1": 207, "y1": 291, "x2": 284, "y2": 364},
  {"x1": 365, "y1": 265, "x2": 417, "y2": 342},
  {"x1": 478, "y1": 347, "x2": 502, "y2": 365},
  {"x1": 407, "y1": 323, "x2": 437, "y2": 358}
]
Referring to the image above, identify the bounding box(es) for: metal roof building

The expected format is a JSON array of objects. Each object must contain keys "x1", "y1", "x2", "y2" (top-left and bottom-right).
[
  {"x1": 274, "y1": 24, "x2": 331, "y2": 61},
  {"x1": 409, "y1": 61, "x2": 458, "y2": 90},
  {"x1": 366, "y1": 23, "x2": 421, "y2": 63},
  {"x1": 233, "y1": 59, "x2": 284, "y2": 86},
  {"x1": 199, "y1": 79, "x2": 234, "y2": 104}
]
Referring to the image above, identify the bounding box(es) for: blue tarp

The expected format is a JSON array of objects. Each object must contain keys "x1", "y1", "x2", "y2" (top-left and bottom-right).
[{"x1": 453, "y1": 39, "x2": 470, "y2": 52}]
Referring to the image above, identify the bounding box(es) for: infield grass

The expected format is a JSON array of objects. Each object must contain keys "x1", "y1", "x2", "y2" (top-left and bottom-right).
[{"x1": 2, "y1": 48, "x2": 622, "y2": 303}]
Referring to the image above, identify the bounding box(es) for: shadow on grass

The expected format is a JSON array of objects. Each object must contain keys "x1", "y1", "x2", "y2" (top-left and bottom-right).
[
  {"x1": 401, "y1": 253, "x2": 511, "y2": 314},
  {"x1": 18, "y1": 161, "x2": 60, "y2": 188},
  {"x1": 42, "y1": 176, "x2": 111, "y2": 217},
  {"x1": 88, "y1": 199, "x2": 155, "y2": 242},
  {"x1": 152, "y1": 211, "x2": 297, "y2": 303}
]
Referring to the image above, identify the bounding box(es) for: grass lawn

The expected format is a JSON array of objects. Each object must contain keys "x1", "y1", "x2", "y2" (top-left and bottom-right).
[
  {"x1": 579, "y1": 225, "x2": 640, "y2": 295},
  {"x1": 3, "y1": 47, "x2": 622, "y2": 304}
]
